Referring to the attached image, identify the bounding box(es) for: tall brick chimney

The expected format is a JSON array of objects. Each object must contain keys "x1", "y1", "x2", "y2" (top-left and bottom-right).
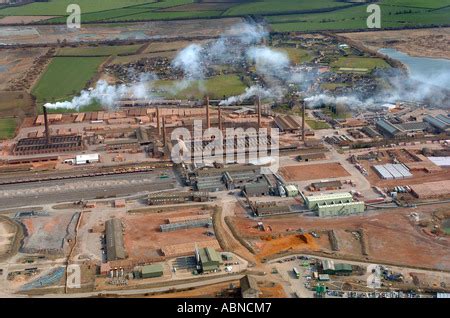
[
  {"x1": 156, "y1": 106, "x2": 161, "y2": 135},
  {"x1": 43, "y1": 106, "x2": 50, "y2": 144},
  {"x1": 205, "y1": 95, "x2": 210, "y2": 129}
]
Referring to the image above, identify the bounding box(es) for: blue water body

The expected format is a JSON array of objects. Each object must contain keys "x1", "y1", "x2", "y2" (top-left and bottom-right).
[{"x1": 379, "y1": 48, "x2": 450, "y2": 89}]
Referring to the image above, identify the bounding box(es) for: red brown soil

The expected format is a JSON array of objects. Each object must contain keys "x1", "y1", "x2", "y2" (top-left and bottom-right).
[
  {"x1": 280, "y1": 163, "x2": 350, "y2": 181},
  {"x1": 260, "y1": 283, "x2": 287, "y2": 298},
  {"x1": 123, "y1": 208, "x2": 217, "y2": 263},
  {"x1": 230, "y1": 203, "x2": 450, "y2": 270},
  {"x1": 255, "y1": 234, "x2": 319, "y2": 260}
]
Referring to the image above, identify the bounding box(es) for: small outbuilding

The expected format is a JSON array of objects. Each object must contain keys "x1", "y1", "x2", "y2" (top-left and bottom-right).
[{"x1": 141, "y1": 263, "x2": 164, "y2": 279}]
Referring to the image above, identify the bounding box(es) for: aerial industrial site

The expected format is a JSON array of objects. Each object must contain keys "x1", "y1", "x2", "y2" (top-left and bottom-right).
[{"x1": 0, "y1": 0, "x2": 449, "y2": 301}]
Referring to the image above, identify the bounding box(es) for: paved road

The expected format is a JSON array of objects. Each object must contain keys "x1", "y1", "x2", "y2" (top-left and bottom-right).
[
  {"x1": 0, "y1": 171, "x2": 178, "y2": 208},
  {"x1": 35, "y1": 274, "x2": 244, "y2": 298}
]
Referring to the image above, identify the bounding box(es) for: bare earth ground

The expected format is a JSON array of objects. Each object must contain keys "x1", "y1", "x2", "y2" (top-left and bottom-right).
[
  {"x1": 0, "y1": 18, "x2": 244, "y2": 45},
  {"x1": 0, "y1": 48, "x2": 47, "y2": 90},
  {"x1": 0, "y1": 16, "x2": 57, "y2": 25},
  {"x1": 279, "y1": 162, "x2": 350, "y2": 181},
  {"x1": 230, "y1": 203, "x2": 450, "y2": 270},
  {"x1": 339, "y1": 28, "x2": 450, "y2": 59},
  {"x1": 123, "y1": 208, "x2": 217, "y2": 262},
  {"x1": 0, "y1": 219, "x2": 16, "y2": 256}
]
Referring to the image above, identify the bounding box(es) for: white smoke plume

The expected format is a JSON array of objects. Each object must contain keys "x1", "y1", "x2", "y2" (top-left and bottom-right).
[
  {"x1": 304, "y1": 94, "x2": 365, "y2": 109},
  {"x1": 171, "y1": 44, "x2": 204, "y2": 80},
  {"x1": 44, "y1": 73, "x2": 157, "y2": 110},
  {"x1": 219, "y1": 85, "x2": 283, "y2": 106},
  {"x1": 247, "y1": 47, "x2": 290, "y2": 78}
]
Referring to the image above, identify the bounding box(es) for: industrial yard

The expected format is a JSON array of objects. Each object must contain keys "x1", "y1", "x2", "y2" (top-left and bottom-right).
[{"x1": 0, "y1": 1, "x2": 449, "y2": 301}]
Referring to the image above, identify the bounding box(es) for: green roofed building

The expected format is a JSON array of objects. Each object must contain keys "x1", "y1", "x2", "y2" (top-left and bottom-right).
[
  {"x1": 141, "y1": 263, "x2": 164, "y2": 279},
  {"x1": 335, "y1": 263, "x2": 353, "y2": 276},
  {"x1": 196, "y1": 247, "x2": 221, "y2": 273},
  {"x1": 305, "y1": 192, "x2": 365, "y2": 217}
]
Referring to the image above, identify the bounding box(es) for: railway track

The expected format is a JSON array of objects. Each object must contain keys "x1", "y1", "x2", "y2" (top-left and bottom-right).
[{"x1": 0, "y1": 162, "x2": 173, "y2": 186}]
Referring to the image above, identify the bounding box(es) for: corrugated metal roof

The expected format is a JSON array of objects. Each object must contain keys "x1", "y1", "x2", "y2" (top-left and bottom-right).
[
  {"x1": 376, "y1": 119, "x2": 402, "y2": 136},
  {"x1": 142, "y1": 263, "x2": 164, "y2": 275},
  {"x1": 306, "y1": 192, "x2": 353, "y2": 203},
  {"x1": 424, "y1": 115, "x2": 448, "y2": 130},
  {"x1": 373, "y1": 165, "x2": 394, "y2": 179}
]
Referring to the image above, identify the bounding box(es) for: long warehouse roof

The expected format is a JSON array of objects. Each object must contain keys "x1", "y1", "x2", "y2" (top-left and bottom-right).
[{"x1": 306, "y1": 192, "x2": 353, "y2": 203}]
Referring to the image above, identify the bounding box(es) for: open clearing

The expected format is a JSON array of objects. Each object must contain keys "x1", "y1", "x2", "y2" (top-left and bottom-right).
[
  {"x1": 32, "y1": 56, "x2": 106, "y2": 107},
  {"x1": 279, "y1": 163, "x2": 350, "y2": 182},
  {"x1": 231, "y1": 203, "x2": 450, "y2": 270},
  {"x1": 268, "y1": 4, "x2": 449, "y2": 32},
  {"x1": 339, "y1": 28, "x2": 450, "y2": 60},
  {"x1": 0, "y1": 47, "x2": 47, "y2": 90},
  {"x1": 0, "y1": 118, "x2": 16, "y2": 140},
  {"x1": 0, "y1": 91, "x2": 34, "y2": 118},
  {"x1": 0, "y1": 16, "x2": 56, "y2": 24},
  {"x1": 155, "y1": 74, "x2": 247, "y2": 99},
  {"x1": 0, "y1": 217, "x2": 18, "y2": 258},
  {"x1": 20, "y1": 212, "x2": 78, "y2": 255},
  {"x1": 123, "y1": 207, "x2": 217, "y2": 263},
  {"x1": 0, "y1": 18, "x2": 244, "y2": 46},
  {"x1": 56, "y1": 44, "x2": 143, "y2": 57},
  {"x1": 331, "y1": 56, "x2": 390, "y2": 72}
]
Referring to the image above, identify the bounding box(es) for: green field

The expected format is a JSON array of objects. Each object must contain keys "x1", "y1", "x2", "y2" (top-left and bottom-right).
[
  {"x1": 268, "y1": 4, "x2": 449, "y2": 32},
  {"x1": 223, "y1": 0, "x2": 348, "y2": 16},
  {"x1": 306, "y1": 119, "x2": 330, "y2": 130},
  {"x1": 331, "y1": 56, "x2": 390, "y2": 72},
  {"x1": 1, "y1": 0, "x2": 449, "y2": 30},
  {"x1": 277, "y1": 47, "x2": 313, "y2": 64},
  {"x1": 0, "y1": 0, "x2": 155, "y2": 15},
  {"x1": 154, "y1": 74, "x2": 247, "y2": 99},
  {"x1": 381, "y1": 0, "x2": 450, "y2": 9},
  {"x1": 32, "y1": 56, "x2": 106, "y2": 108},
  {"x1": 0, "y1": 118, "x2": 16, "y2": 139},
  {"x1": 56, "y1": 44, "x2": 142, "y2": 57}
]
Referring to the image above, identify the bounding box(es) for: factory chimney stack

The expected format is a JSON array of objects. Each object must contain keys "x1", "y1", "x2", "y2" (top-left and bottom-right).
[
  {"x1": 205, "y1": 95, "x2": 210, "y2": 129},
  {"x1": 218, "y1": 105, "x2": 222, "y2": 131},
  {"x1": 301, "y1": 100, "x2": 306, "y2": 142},
  {"x1": 156, "y1": 106, "x2": 161, "y2": 135},
  {"x1": 162, "y1": 115, "x2": 166, "y2": 147},
  {"x1": 43, "y1": 106, "x2": 50, "y2": 144},
  {"x1": 257, "y1": 96, "x2": 262, "y2": 130}
]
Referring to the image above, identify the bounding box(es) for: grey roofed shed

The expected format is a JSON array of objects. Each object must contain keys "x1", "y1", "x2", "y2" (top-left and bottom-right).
[
  {"x1": 105, "y1": 218, "x2": 126, "y2": 261},
  {"x1": 240, "y1": 275, "x2": 261, "y2": 298}
]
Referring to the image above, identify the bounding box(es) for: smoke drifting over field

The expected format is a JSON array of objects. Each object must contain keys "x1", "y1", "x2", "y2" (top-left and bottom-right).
[
  {"x1": 42, "y1": 21, "x2": 449, "y2": 111},
  {"x1": 44, "y1": 73, "x2": 157, "y2": 110}
]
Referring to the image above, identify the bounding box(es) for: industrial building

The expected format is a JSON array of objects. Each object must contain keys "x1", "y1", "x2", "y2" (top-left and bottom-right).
[
  {"x1": 284, "y1": 185, "x2": 299, "y2": 197},
  {"x1": 254, "y1": 202, "x2": 292, "y2": 217},
  {"x1": 297, "y1": 152, "x2": 326, "y2": 162},
  {"x1": 13, "y1": 106, "x2": 84, "y2": 155},
  {"x1": 240, "y1": 275, "x2": 261, "y2": 298},
  {"x1": 160, "y1": 217, "x2": 212, "y2": 232},
  {"x1": 375, "y1": 119, "x2": 406, "y2": 138},
  {"x1": 321, "y1": 260, "x2": 352, "y2": 275},
  {"x1": 243, "y1": 181, "x2": 270, "y2": 197},
  {"x1": 305, "y1": 192, "x2": 365, "y2": 217},
  {"x1": 141, "y1": 263, "x2": 164, "y2": 279},
  {"x1": 148, "y1": 192, "x2": 210, "y2": 205},
  {"x1": 196, "y1": 247, "x2": 221, "y2": 273},
  {"x1": 105, "y1": 219, "x2": 126, "y2": 262},
  {"x1": 309, "y1": 180, "x2": 343, "y2": 191},
  {"x1": 373, "y1": 164, "x2": 413, "y2": 180},
  {"x1": 424, "y1": 115, "x2": 450, "y2": 134}
]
